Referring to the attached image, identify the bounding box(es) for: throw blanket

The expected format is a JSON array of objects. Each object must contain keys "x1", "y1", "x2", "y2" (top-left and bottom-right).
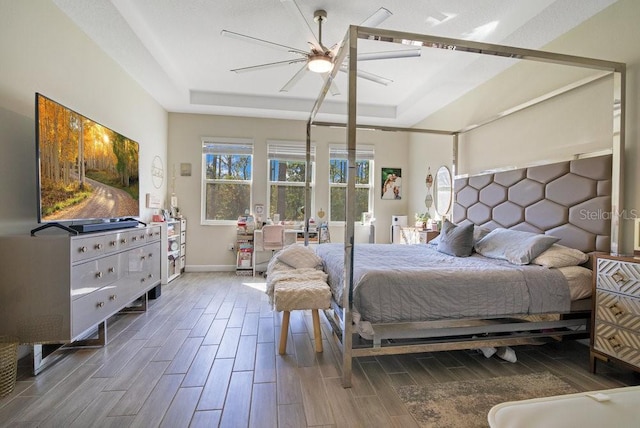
[{"x1": 265, "y1": 264, "x2": 328, "y2": 306}]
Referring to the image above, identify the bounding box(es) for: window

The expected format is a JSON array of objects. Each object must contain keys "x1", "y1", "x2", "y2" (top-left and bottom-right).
[
  {"x1": 201, "y1": 138, "x2": 253, "y2": 223},
  {"x1": 329, "y1": 144, "x2": 374, "y2": 222},
  {"x1": 268, "y1": 142, "x2": 315, "y2": 222}
]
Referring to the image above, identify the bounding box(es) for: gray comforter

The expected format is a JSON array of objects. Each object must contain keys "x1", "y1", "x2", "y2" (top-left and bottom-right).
[{"x1": 315, "y1": 243, "x2": 571, "y2": 323}]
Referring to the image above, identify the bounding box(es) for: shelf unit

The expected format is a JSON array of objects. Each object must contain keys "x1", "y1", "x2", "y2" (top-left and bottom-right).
[
  {"x1": 157, "y1": 218, "x2": 186, "y2": 284},
  {"x1": 236, "y1": 232, "x2": 254, "y2": 276}
]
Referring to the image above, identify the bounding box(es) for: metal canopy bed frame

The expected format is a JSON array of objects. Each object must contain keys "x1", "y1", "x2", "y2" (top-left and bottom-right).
[{"x1": 302, "y1": 25, "x2": 625, "y2": 387}]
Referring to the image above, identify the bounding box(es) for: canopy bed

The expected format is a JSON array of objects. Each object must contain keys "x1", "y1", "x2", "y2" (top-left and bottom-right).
[{"x1": 300, "y1": 25, "x2": 625, "y2": 387}]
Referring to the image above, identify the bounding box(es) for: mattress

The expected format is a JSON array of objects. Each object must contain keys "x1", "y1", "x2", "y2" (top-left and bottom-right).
[{"x1": 315, "y1": 243, "x2": 589, "y2": 324}]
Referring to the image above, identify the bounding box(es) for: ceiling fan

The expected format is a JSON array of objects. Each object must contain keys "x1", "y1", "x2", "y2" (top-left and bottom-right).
[{"x1": 221, "y1": 0, "x2": 421, "y2": 95}]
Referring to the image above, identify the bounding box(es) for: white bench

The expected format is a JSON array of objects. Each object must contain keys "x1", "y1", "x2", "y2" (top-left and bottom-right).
[
  {"x1": 488, "y1": 385, "x2": 640, "y2": 427},
  {"x1": 273, "y1": 279, "x2": 331, "y2": 355}
]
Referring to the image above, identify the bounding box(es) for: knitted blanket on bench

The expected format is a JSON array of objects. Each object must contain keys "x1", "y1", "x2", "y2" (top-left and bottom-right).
[{"x1": 266, "y1": 265, "x2": 328, "y2": 307}]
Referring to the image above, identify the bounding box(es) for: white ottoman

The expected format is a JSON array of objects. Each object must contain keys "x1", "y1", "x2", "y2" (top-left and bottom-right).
[
  {"x1": 488, "y1": 385, "x2": 640, "y2": 428},
  {"x1": 274, "y1": 279, "x2": 331, "y2": 355}
]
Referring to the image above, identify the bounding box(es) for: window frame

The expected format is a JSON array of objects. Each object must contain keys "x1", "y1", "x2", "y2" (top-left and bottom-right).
[
  {"x1": 201, "y1": 137, "x2": 254, "y2": 225},
  {"x1": 328, "y1": 144, "x2": 375, "y2": 224},
  {"x1": 267, "y1": 141, "x2": 316, "y2": 222}
]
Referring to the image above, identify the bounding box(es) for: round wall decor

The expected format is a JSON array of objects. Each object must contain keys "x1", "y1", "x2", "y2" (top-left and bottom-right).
[{"x1": 151, "y1": 155, "x2": 164, "y2": 189}]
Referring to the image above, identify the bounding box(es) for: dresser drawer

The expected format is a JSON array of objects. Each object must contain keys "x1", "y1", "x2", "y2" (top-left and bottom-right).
[
  {"x1": 71, "y1": 253, "x2": 122, "y2": 300},
  {"x1": 596, "y1": 258, "x2": 640, "y2": 295},
  {"x1": 595, "y1": 290, "x2": 640, "y2": 330},
  {"x1": 593, "y1": 321, "x2": 640, "y2": 368},
  {"x1": 71, "y1": 284, "x2": 121, "y2": 338},
  {"x1": 71, "y1": 234, "x2": 110, "y2": 262}
]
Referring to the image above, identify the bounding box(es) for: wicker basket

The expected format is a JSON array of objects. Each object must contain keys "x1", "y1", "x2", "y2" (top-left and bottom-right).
[{"x1": 0, "y1": 336, "x2": 18, "y2": 397}]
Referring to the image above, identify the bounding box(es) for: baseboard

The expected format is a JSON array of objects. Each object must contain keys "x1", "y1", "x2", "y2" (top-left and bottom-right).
[{"x1": 185, "y1": 265, "x2": 236, "y2": 272}]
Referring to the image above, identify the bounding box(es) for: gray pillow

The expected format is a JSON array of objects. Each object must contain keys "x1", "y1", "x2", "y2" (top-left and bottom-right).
[
  {"x1": 437, "y1": 220, "x2": 475, "y2": 257},
  {"x1": 474, "y1": 228, "x2": 560, "y2": 265}
]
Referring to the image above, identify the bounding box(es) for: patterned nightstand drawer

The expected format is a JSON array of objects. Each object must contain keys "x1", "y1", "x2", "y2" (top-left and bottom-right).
[
  {"x1": 595, "y1": 290, "x2": 640, "y2": 331},
  {"x1": 593, "y1": 321, "x2": 640, "y2": 368},
  {"x1": 596, "y1": 258, "x2": 640, "y2": 295}
]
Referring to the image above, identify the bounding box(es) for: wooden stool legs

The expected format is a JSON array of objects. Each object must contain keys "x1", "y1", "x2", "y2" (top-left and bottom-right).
[
  {"x1": 279, "y1": 311, "x2": 290, "y2": 355},
  {"x1": 312, "y1": 309, "x2": 323, "y2": 352},
  {"x1": 278, "y1": 309, "x2": 323, "y2": 355}
]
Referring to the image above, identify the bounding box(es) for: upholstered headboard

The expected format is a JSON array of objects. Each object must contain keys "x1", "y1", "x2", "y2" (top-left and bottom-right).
[{"x1": 453, "y1": 154, "x2": 611, "y2": 253}]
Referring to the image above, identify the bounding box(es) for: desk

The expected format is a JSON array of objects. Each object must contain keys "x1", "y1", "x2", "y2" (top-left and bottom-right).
[
  {"x1": 400, "y1": 227, "x2": 439, "y2": 245},
  {"x1": 253, "y1": 229, "x2": 319, "y2": 274}
]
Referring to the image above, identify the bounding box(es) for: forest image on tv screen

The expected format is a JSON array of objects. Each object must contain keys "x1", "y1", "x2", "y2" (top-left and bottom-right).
[{"x1": 38, "y1": 95, "x2": 139, "y2": 222}]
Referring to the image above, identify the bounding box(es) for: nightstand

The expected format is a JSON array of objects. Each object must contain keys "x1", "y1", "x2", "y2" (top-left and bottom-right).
[{"x1": 591, "y1": 254, "x2": 640, "y2": 374}]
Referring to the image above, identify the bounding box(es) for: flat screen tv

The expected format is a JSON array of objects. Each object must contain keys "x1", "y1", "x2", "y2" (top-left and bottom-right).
[{"x1": 35, "y1": 93, "x2": 140, "y2": 232}]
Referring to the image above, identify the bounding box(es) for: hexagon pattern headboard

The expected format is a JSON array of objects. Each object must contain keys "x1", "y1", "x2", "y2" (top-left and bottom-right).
[{"x1": 453, "y1": 154, "x2": 612, "y2": 253}]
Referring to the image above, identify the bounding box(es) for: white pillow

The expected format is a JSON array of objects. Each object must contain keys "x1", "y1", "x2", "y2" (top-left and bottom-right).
[
  {"x1": 557, "y1": 266, "x2": 592, "y2": 300},
  {"x1": 474, "y1": 228, "x2": 559, "y2": 265},
  {"x1": 276, "y1": 244, "x2": 322, "y2": 269},
  {"x1": 531, "y1": 244, "x2": 589, "y2": 268}
]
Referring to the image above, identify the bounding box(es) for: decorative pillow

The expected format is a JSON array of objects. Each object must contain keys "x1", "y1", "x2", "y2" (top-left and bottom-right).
[
  {"x1": 473, "y1": 226, "x2": 491, "y2": 246},
  {"x1": 437, "y1": 220, "x2": 475, "y2": 257},
  {"x1": 557, "y1": 266, "x2": 593, "y2": 300},
  {"x1": 474, "y1": 228, "x2": 560, "y2": 265},
  {"x1": 531, "y1": 244, "x2": 589, "y2": 268},
  {"x1": 276, "y1": 244, "x2": 322, "y2": 269}
]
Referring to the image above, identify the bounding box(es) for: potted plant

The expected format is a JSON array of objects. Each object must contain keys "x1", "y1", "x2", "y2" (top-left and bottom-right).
[{"x1": 415, "y1": 212, "x2": 431, "y2": 230}]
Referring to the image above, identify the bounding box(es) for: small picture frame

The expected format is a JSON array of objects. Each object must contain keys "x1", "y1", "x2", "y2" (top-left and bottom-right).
[{"x1": 180, "y1": 163, "x2": 192, "y2": 176}]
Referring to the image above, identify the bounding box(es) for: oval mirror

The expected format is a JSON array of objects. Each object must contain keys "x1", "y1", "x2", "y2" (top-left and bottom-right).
[{"x1": 434, "y1": 165, "x2": 452, "y2": 216}]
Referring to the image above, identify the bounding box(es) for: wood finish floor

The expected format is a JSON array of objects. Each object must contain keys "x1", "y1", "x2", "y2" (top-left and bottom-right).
[{"x1": 1, "y1": 272, "x2": 638, "y2": 427}]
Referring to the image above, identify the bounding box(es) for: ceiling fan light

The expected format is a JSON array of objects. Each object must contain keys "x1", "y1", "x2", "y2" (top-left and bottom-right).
[{"x1": 308, "y1": 54, "x2": 332, "y2": 73}]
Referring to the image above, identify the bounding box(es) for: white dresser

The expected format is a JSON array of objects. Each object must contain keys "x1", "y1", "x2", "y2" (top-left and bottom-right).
[
  {"x1": 591, "y1": 254, "x2": 640, "y2": 373},
  {"x1": 0, "y1": 225, "x2": 161, "y2": 371}
]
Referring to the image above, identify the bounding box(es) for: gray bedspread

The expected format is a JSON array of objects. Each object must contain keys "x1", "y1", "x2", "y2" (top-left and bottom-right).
[{"x1": 315, "y1": 243, "x2": 571, "y2": 323}]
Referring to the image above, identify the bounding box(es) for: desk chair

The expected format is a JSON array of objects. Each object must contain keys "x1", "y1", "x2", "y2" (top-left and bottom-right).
[{"x1": 255, "y1": 224, "x2": 285, "y2": 275}]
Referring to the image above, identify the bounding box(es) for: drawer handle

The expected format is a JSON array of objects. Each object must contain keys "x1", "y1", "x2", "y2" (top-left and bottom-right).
[
  {"x1": 94, "y1": 243, "x2": 102, "y2": 250},
  {"x1": 607, "y1": 336, "x2": 622, "y2": 350},
  {"x1": 612, "y1": 270, "x2": 627, "y2": 283},
  {"x1": 141, "y1": 277, "x2": 146, "y2": 283},
  {"x1": 79, "y1": 246, "x2": 87, "y2": 253},
  {"x1": 140, "y1": 234, "x2": 145, "y2": 240},
  {"x1": 148, "y1": 253, "x2": 153, "y2": 258},
  {"x1": 148, "y1": 274, "x2": 153, "y2": 279},
  {"x1": 132, "y1": 236, "x2": 138, "y2": 241},
  {"x1": 108, "y1": 267, "x2": 115, "y2": 273},
  {"x1": 97, "y1": 302, "x2": 105, "y2": 308},
  {"x1": 140, "y1": 255, "x2": 146, "y2": 261},
  {"x1": 608, "y1": 303, "x2": 624, "y2": 317},
  {"x1": 110, "y1": 240, "x2": 117, "y2": 247},
  {"x1": 121, "y1": 238, "x2": 127, "y2": 244},
  {"x1": 95, "y1": 272, "x2": 103, "y2": 279},
  {"x1": 110, "y1": 294, "x2": 117, "y2": 301}
]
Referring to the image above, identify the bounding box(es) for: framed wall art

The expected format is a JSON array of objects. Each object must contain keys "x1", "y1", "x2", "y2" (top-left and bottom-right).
[{"x1": 381, "y1": 167, "x2": 402, "y2": 200}]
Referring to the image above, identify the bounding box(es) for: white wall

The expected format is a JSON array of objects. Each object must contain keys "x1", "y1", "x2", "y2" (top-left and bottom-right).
[
  {"x1": 410, "y1": 0, "x2": 639, "y2": 253},
  {"x1": 0, "y1": 0, "x2": 168, "y2": 235},
  {"x1": 168, "y1": 113, "x2": 410, "y2": 270}
]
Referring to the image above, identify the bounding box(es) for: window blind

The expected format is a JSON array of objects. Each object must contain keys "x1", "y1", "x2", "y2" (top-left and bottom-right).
[
  {"x1": 329, "y1": 144, "x2": 375, "y2": 160},
  {"x1": 267, "y1": 141, "x2": 316, "y2": 162}
]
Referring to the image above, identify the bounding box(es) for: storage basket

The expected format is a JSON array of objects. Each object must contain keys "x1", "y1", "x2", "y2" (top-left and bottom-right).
[{"x1": 0, "y1": 336, "x2": 18, "y2": 397}]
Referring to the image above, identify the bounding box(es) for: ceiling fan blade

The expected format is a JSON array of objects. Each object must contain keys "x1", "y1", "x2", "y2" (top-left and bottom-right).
[
  {"x1": 231, "y1": 58, "x2": 306, "y2": 73},
  {"x1": 339, "y1": 65, "x2": 393, "y2": 86},
  {"x1": 360, "y1": 7, "x2": 392, "y2": 27},
  {"x1": 280, "y1": 63, "x2": 309, "y2": 92},
  {"x1": 280, "y1": 0, "x2": 323, "y2": 51},
  {"x1": 221, "y1": 30, "x2": 308, "y2": 56},
  {"x1": 357, "y1": 49, "x2": 421, "y2": 61},
  {"x1": 320, "y1": 73, "x2": 341, "y2": 96}
]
